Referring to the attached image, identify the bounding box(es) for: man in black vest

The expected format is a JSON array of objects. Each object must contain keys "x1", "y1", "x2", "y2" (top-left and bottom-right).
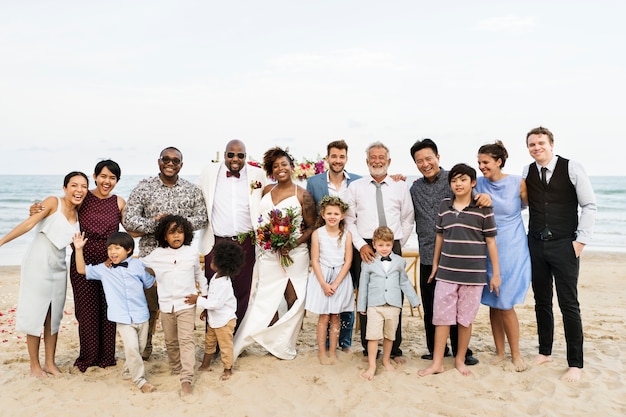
[{"x1": 523, "y1": 126, "x2": 596, "y2": 382}]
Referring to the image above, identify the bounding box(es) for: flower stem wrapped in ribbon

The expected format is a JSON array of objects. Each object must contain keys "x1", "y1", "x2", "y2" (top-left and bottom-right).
[{"x1": 255, "y1": 206, "x2": 301, "y2": 268}]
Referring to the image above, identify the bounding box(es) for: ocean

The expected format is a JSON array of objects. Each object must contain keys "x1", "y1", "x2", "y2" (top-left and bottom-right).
[{"x1": 0, "y1": 174, "x2": 624, "y2": 266}]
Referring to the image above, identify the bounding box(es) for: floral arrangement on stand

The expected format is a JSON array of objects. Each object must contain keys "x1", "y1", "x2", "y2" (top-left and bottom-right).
[
  {"x1": 292, "y1": 158, "x2": 328, "y2": 181},
  {"x1": 246, "y1": 157, "x2": 327, "y2": 182}
]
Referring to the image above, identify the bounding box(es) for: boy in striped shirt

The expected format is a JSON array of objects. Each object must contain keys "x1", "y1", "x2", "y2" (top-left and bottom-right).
[{"x1": 418, "y1": 163, "x2": 501, "y2": 377}]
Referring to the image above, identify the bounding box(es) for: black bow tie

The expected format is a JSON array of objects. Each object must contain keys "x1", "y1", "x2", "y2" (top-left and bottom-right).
[
  {"x1": 112, "y1": 261, "x2": 128, "y2": 268},
  {"x1": 226, "y1": 171, "x2": 240, "y2": 178},
  {"x1": 380, "y1": 256, "x2": 392, "y2": 262}
]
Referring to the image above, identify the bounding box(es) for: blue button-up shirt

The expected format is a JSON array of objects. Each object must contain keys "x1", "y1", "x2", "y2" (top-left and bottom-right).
[{"x1": 85, "y1": 257, "x2": 155, "y2": 325}]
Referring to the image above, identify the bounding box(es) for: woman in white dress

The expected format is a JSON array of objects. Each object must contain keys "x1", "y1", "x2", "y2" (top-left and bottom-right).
[
  {"x1": 233, "y1": 147, "x2": 316, "y2": 360},
  {"x1": 0, "y1": 172, "x2": 88, "y2": 377}
]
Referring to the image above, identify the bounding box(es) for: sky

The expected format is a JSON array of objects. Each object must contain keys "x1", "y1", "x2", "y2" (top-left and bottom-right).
[{"x1": 1, "y1": 0, "x2": 624, "y2": 178}]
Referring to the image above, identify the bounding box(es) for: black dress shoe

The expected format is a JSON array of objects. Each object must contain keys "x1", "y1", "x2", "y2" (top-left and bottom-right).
[
  {"x1": 420, "y1": 353, "x2": 433, "y2": 360},
  {"x1": 464, "y1": 355, "x2": 479, "y2": 366}
]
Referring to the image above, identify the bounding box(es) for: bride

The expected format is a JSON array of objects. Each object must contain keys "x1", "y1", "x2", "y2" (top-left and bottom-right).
[{"x1": 233, "y1": 147, "x2": 316, "y2": 360}]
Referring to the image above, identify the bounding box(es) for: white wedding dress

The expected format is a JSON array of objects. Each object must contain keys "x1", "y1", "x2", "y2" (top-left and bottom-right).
[{"x1": 233, "y1": 185, "x2": 310, "y2": 360}]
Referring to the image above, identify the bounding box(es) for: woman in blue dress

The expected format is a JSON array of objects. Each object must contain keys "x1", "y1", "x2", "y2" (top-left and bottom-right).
[{"x1": 476, "y1": 141, "x2": 531, "y2": 371}]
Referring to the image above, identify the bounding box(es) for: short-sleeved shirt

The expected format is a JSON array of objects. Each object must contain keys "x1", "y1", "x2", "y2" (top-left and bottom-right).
[
  {"x1": 435, "y1": 197, "x2": 497, "y2": 285},
  {"x1": 122, "y1": 175, "x2": 208, "y2": 257}
]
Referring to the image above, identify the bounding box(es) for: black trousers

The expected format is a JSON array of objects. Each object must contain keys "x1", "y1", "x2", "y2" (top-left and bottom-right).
[
  {"x1": 353, "y1": 239, "x2": 403, "y2": 357},
  {"x1": 528, "y1": 236, "x2": 583, "y2": 368}
]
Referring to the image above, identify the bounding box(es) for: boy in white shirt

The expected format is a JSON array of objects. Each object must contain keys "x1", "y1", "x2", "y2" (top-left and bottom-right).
[
  {"x1": 186, "y1": 240, "x2": 243, "y2": 381},
  {"x1": 142, "y1": 214, "x2": 208, "y2": 397}
]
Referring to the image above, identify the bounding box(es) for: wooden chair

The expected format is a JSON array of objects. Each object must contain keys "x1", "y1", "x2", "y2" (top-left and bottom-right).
[{"x1": 402, "y1": 249, "x2": 423, "y2": 319}]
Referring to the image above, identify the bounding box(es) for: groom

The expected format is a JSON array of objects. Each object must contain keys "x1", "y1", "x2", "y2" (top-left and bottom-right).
[{"x1": 198, "y1": 139, "x2": 266, "y2": 334}]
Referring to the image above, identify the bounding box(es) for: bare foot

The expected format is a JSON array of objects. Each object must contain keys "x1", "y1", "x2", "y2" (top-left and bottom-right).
[
  {"x1": 30, "y1": 367, "x2": 48, "y2": 378},
  {"x1": 512, "y1": 357, "x2": 529, "y2": 372},
  {"x1": 220, "y1": 369, "x2": 232, "y2": 381},
  {"x1": 418, "y1": 363, "x2": 444, "y2": 377},
  {"x1": 534, "y1": 354, "x2": 553, "y2": 366},
  {"x1": 43, "y1": 364, "x2": 62, "y2": 376},
  {"x1": 391, "y1": 356, "x2": 407, "y2": 365},
  {"x1": 141, "y1": 383, "x2": 156, "y2": 393},
  {"x1": 360, "y1": 368, "x2": 375, "y2": 381},
  {"x1": 560, "y1": 367, "x2": 582, "y2": 382},
  {"x1": 341, "y1": 347, "x2": 352, "y2": 353},
  {"x1": 490, "y1": 355, "x2": 505, "y2": 365},
  {"x1": 198, "y1": 365, "x2": 213, "y2": 372},
  {"x1": 455, "y1": 361, "x2": 472, "y2": 376},
  {"x1": 382, "y1": 361, "x2": 396, "y2": 372},
  {"x1": 181, "y1": 382, "x2": 193, "y2": 397}
]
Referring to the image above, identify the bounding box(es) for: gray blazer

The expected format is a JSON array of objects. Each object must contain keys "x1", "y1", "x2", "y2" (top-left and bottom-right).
[{"x1": 356, "y1": 253, "x2": 420, "y2": 312}]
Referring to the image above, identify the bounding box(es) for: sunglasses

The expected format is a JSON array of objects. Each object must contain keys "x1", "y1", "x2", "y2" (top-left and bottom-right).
[
  {"x1": 226, "y1": 152, "x2": 246, "y2": 159},
  {"x1": 160, "y1": 156, "x2": 182, "y2": 166}
]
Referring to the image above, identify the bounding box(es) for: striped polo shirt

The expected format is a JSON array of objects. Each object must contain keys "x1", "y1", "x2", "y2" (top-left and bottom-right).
[{"x1": 435, "y1": 197, "x2": 497, "y2": 285}]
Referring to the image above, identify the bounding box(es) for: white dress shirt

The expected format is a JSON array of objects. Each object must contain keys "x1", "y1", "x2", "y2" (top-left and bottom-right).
[
  {"x1": 344, "y1": 175, "x2": 415, "y2": 250},
  {"x1": 212, "y1": 164, "x2": 254, "y2": 237},
  {"x1": 142, "y1": 245, "x2": 208, "y2": 313},
  {"x1": 522, "y1": 156, "x2": 597, "y2": 244},
  {"x1": 196, "y1": 275, "x2": 237, "y2": 328}
]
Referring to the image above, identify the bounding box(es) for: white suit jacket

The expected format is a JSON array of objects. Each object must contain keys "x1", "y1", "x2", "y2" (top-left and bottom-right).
[{"x1": 197, "y1": 162, "x2": 267, "y2": 255}]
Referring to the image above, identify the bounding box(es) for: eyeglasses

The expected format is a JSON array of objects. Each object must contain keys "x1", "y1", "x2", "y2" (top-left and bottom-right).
[
  {"x1": 226, "y1": 152, "x2": 246, "y2": 159},
  {"x1": 159, "y1": 156, "x2": 181, "y2": 166}
]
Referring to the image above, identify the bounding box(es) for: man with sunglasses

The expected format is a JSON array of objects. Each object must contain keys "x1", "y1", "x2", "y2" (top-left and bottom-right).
[
  {"x1": 123, "y1": 146, "x2": 208, "y2": 360},
  {"x1": 197, "y1": 140, "x2": 266, "y2": 343}
]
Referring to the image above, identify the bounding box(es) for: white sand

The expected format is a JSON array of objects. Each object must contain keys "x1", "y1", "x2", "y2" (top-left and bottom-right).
[{"x1": 0, "y1": 251, "x2": 624, "y2": 416}]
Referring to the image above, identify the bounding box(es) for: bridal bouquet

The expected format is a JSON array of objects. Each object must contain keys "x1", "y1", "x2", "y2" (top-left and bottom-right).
[{"x1": 256, "y1": 207, "x2": 301, "y2": 268}]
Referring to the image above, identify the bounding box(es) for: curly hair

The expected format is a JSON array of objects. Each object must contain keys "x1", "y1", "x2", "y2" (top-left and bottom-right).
[
  {"x1": 316, "y1": 195, "x2": 349, "y2": 247},
  {"x1": 262, "y1": 147, "x2": 294, "y2": 178},
  {"x1": 155, "y1": 214, "x2": 194, "y2": 248},
  {"x1": 372, "y1": 226, "x2": 394, "y2": 244},
  {"x1": 211, "y1": 240, "x2": 245, "y2": 278}
]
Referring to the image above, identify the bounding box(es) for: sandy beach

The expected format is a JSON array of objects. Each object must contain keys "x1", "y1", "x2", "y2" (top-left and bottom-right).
[{"x1": 1, "y1": 251, "x2": 624, "y2": 417}]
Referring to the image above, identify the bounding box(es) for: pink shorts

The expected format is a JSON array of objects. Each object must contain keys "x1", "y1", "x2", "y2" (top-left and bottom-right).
[{"x1": 432, "y1": 281, "x2": 484, "y2": 327}]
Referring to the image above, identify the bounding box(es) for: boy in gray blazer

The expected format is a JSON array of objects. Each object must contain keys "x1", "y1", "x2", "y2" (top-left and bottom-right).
[{"x1": 357, "y1": 226, "x2": 420, "y2": 380}]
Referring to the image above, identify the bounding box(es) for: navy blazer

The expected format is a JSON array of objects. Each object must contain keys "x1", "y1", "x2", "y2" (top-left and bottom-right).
[
  {"x1": 306, "y1": 170, "x2": 362, "y2": 212},
  {"x1": 356, "y1": 253, "x2": 420, "y2": 312}
]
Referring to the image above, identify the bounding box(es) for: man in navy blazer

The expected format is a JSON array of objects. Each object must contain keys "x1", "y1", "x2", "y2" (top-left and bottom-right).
[{"x1": 306, "y1": 139, "x2": 361, "y2": 352}]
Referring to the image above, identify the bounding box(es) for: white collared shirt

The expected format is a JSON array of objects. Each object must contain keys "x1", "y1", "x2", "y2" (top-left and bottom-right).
[
  {"x1": 196, "y1": 275, "x2": 237, "y2": 328},
  {"x1": 326, "y1": 171, "x2": 350, "y2": 198},
  {"x1": 522, "y1": 155, "x2": 597, "y2": 244},
  {"x1": 212, "y1": 164, "x2": 254, "y2": 237},
  {"x1": 142, "y1": 245, "x2": 208, "y2": 313},
  {"x1": 345, "y1": 175, "x2": 415, "y2": 250}
]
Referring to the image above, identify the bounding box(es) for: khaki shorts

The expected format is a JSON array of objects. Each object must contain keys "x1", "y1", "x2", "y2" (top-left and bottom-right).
[{"x1": 365, "y1": 305, "x2": 401, "y2": 340}]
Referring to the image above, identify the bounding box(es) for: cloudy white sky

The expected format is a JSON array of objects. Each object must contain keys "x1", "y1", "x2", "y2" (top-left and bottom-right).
[{"x1": 1, "y1": 0, "x2": 623, "y2": 177}]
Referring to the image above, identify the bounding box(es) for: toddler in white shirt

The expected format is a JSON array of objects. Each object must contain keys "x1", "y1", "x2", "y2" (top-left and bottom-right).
[{"x1": 185, "y1": 239, "x2": 243, "y2": 381}]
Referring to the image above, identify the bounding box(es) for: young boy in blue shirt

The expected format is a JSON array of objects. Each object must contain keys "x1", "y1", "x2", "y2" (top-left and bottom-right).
[
  {"x1": 357, "y1": 226, "x2": 420, "y2": 381},
  {"x1": 73, "y1": 231, "x2": 156, "y2": 393},
  {"x1": 418, "y1": 163, "x2": 501, "y2": 377}
]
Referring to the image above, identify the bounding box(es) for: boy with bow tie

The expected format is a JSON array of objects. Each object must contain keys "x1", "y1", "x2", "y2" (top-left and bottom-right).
[
  {"x1": 356, "y1": 226, "x2": 420, "y2": 380},
  {"x1": 73, "y1": 231, "x2": 157, "y2": 393}
]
